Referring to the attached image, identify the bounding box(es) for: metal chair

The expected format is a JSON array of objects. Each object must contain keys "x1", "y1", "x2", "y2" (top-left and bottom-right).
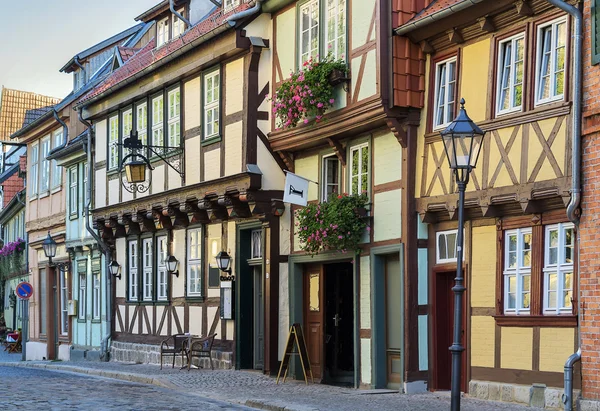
[
  {"x1": 160, "y1": 334, "x2": 188, "y2": 369},
  {"x1": 187, "y1": 334, "x2": 217, "y2": 371}
]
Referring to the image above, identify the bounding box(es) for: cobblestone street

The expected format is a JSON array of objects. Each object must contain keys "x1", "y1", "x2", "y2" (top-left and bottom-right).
[{"x1": 0, "y1": 349, "x2": 534, "y2": 411}]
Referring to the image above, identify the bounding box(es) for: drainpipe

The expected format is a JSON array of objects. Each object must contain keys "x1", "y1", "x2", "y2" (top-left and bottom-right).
[
  {"x1": 225, "y1": 0, "x2": 264, "y2": 26},
  {"x1": 541, "y1": 1, "x2": 582, "y2": 410},
  {"x1": 170, "y1": 0, "x2": 191, "y2": 30},
  {"x1": 52, "y1": 110, "x2": 68, "y2": 149},
  {"x1": 78, "y1": 110, "x2": 113, "y2": 361},
  {"x1": 74, "y1": 56, "x2": 86, "y2": 87}
]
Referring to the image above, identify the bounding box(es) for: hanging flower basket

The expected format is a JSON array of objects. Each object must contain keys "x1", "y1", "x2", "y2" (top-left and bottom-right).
[
  {"x1": 328, "y1": 68, "x2": 350, "y2": 87},
  {"x1": 295, "y1": 193, "x2": 370, "y2": 256},
  {"x1": 0, "y1": 238, "x2": 25, "y2": 276}
]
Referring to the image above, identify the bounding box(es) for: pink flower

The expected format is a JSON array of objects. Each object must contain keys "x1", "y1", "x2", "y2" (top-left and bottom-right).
[
  {"x1": 366, "y1": 226, "x2": 371, "y2": 232},
  {"x1": 338, "y1": 235, "x2": 343, "y2": 239},
  {"x1": 329, "y1": 99, "x2": 335, "y2": 104},
  {"x1": 304, "y1": 118, "x2": 309, "y2": 124},
  {"x1": 317, "y1": 102, "x2": 324, "y2": 108}
]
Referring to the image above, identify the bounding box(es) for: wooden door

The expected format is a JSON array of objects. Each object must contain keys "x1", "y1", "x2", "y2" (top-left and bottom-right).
[
  {"x1": 385, "y1": 254, "x2": 402, "y2": 389},
  {"x1": 304, "y1": 264, "x2": 325, "y2": 381},
  {"x1": 254, "y1": 265, "x2": 265, "y2": 369}
]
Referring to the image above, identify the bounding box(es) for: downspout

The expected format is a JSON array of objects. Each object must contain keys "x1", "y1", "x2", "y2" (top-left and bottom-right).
[
  {"x1": 225, "y1": 0, "x2": 264, "y2": 26},
  {"x1": 541, "y1": 1, "x2": 582, "y2": 410},
  {"x1": 52, "y1": 110, "x2": 68, "y2": 149},
  {"x1": 74, "y1": 56, "x2": 86, "y2": 86},
  {"x1": 78, "y1": 110, "x2": 113, "y2": 361},
  {"x1": 170, "y1": 0, "x2": 192, "y2": 29}
]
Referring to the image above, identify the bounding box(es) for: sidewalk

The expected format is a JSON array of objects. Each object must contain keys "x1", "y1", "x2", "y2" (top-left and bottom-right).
[{"x1": 0, "y1": 349, "x2": 531, "y2": 411}]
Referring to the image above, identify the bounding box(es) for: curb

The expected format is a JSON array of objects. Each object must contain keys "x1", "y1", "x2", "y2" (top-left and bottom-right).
[{"x1": 245, "y1": 399, "x2": 319, "y2": 411}]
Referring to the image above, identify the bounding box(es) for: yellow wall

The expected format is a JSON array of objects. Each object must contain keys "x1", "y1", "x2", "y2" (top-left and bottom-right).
[
  {"x1": 225, "y1": 59, "x2": 244, "y2": 115},
  {"x1": 275, "y1": 8, "x2": 295, "y2": 82},
  {"x1": 184, "y1": 77, "x2": 201, "y2": 130},
  {"x1": 459, "y1": 39, "x2": 490, "y2": 124},
  {"x1": 501, "y1": 327, "x2": 533, "y2": 370},
  {"x1": 294, "y1": 154, "x2": 319, "y2": 201},
  {"x1": 470, "y1": 225, "x2": 496, "y2": 307},
  {"x1": 470, "y1": 316, "x2": 495, "y2": 368},
  {"x1": 373, "y1": 131, "x2": 402, "y2": 185},
  {"x1": 539, "y1": 328, "x2": 575, "y2": 372}
]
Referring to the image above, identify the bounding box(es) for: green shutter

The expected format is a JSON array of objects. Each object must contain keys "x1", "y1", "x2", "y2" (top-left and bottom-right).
[{"x1": 593, "y1": 0, "x2": 600, "y2": 65}]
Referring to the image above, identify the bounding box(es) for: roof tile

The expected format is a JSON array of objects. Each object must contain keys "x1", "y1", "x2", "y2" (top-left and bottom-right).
[
  {"x1": 402, "y1": 0, "x2": 462, "y2": 26},
  {"x1": 0, "y1": 88, "x2": 60, "y2": 141}
]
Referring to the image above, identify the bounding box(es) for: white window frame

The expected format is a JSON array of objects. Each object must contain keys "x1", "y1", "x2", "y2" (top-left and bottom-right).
[
  {"x1": 51, "y1": 129, "x2": 64, "y2": 189},
  {"x1": 40, "y1": 136, "x2": 51, "y2": 193},
  {"x1": 69, "y1": 166, "x2": 78, "y2": 216},
  {"x1": 83, "y1": 162, "x2": 88, "y2": 206},
  {"x1": 433, "y1": 57, "x2": 457, "y2": 130},
  {"x1": 30, "y1": 143, "x2": 39, "y2": 196},
  {"x1": 325, "y1": 0, "x2": 346, "y2": 60},
  {"x1": 167, "y1": 88, "x2": 181, "y2": 147},
  {"x1": 136, "y1": 102, "x2": 148, "y2": 147},
  {"x1": 78, "y1": 273, "x2": 86, "y2": 320},
  {"x1": 157, "y1": 235, "x2": 168, "y2": 301},
  {"x1": 299, "y1": 0, "x2": 320, "y2": 66},
  {"x1": 203, "y1": 70, "x2": 220, "y2": 139},
  {"x1": 122, "y1": 108, "x2": 133, "y2": 157},
  {"x1": 128, "y1": 239, "x2": 138, "y2": 301},
  {"x1": 349, "y1": 142, "x2": 369, "y2": 195},
  {"x1": 503, "y1": 228, "x2": 532, "y2": 315},
  {"x1": 142, "y1": 238, "x2": 153, "y2": 301},
  {"x1": 321, "y1": 154, "x2": 340, "y2": 202},
  {"x1": 152, "y1": 95, "x2": 164, "y2": 148},
  {"x1": 223, "y1": 0, "x2": 239, "y2": 12},
  {"x1": 496, "y1": 34, "x2": 525, "y2": 115},
  {"x1": 187, "y1": 228, "x2": 203, "y2": 296},
  {"x1": 436, "y1": 229, "x2": 459, "y2": 264},
  {"x1": 60, "y1": 270, "x2": 68, "y2": 335},
  {"x1": 108, "y1": 115, "x2": 119, "y2": 170},
  {"x1": 535, "y1": 17, "x2": 567, "y2": 105},
  {"x1": 172, "y1": 8, "x2": 186, "y2": 37},
  {"x1": 157, "y1": 17, "x2": 169, "y2": 47},
  {"x1": 251, "y1": 229, "x2": 263, "y2": 259},
  {"x1": 92, "y1": 272, "x2": 101, "y2": 320},
  {"x1": 543, "y1": 223, "x2": 575, "y2": 314}
]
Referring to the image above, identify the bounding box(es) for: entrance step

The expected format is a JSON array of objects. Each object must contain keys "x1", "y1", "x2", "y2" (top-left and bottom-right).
[{"x1": 110, "y1": 340, "x2": 233, "y2": 369}]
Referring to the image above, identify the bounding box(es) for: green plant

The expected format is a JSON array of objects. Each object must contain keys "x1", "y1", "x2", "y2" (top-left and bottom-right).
[
  {"x1": 295, "y1": 193, "x2": 370, "y2": 256},
  {"x1": 272, "y1": 54, "x2": 347, "y2": 129}
]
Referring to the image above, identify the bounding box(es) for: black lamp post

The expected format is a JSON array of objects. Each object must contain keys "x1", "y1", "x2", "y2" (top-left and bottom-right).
[
  {"x1": 440, "y1": 99, "x2": 484, "y2": 411},
  {"x1": 41, "y1": 231, "x2": 70, "y2": 272}
]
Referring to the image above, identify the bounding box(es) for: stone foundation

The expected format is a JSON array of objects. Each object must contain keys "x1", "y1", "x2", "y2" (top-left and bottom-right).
[
  {"x1": 469, "y1": 380, "x2": 579, "y2": 410},
  {"x1": 110, "y1": 341, "x2": 233, "y2": 369}
]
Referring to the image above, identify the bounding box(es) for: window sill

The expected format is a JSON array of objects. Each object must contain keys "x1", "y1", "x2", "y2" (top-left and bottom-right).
[
  {"x1": 29, "y1": 195, "x2": 37, "y2": 202},
  {"x1": 91, "y1": 319, "x2": 101, "y2": 324},
  {"x1": 38, "y1": 191, "x2": 50, "y2": 199},
  {"x1": 201, "y1": 136, "x2": 221, "y2": 146},
  {"x1": 51, "y1": 186, "x2": 62, "y2": 194},
  {"x1": 494, "y1": 314, "x2": 577, "y2": 327},
  {"x1": 77, "y1": 318, "x2": 86, "y2": 323},
  {"x1": 69, "y1": 213, "x2": 78, "y2": 221},
  {"x1": 106, "y1": 168, "x2": 119, "y2": 177},
  {"x1": 186, "y1": 295, "x2": 205, "y2": 303}
]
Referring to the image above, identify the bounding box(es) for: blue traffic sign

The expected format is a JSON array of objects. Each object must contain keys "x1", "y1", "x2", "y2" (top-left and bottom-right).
[{"x1": 16, "y1": 282, "x2": 33, "y2": 300}]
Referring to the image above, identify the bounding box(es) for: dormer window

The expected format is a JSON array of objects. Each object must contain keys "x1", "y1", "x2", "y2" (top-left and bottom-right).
[
  {"x1": 172, "y1": 8, "x2": 186, "y2": 37},
  {"x1": 224, "y1": 0, "x2": 240, "y2": 12},
  {"x1": 157, "y1": 17, "x2": 169, "y2": 47},
  {"x1": 73, "y1": 69, "x2": 86, "y2": 91}
]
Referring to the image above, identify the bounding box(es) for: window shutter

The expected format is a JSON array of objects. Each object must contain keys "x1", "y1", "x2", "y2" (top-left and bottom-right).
[{"x1": 593, "y1": 0, "x2": 600, "y2": 65}]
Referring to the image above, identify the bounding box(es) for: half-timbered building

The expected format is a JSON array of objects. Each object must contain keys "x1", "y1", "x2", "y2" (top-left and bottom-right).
[
  {"x1": 396, "y1": 0, "x2": 579, "y2": 406},
  {"x1": 75, "y1": 0, "x2": 285, "y2": 373}
]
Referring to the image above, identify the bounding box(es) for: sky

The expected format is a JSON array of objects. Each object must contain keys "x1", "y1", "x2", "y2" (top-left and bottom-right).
[{"x1": 0, "y1": 0, "x2": 160, "y2": 99}]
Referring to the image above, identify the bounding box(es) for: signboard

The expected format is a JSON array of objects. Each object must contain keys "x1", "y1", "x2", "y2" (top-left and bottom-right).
[
  {"x1": 16, "y1": 281, "x2": 33, "y2": 300},
  {"x1": 283, "y1": 172, "x2": 310, "y2": 207},
  {"x1": 220, "y1": 281, "x2": 234, "y2": 320},
  {"x1": 276, "y1": 323, "x2": 314, "y2": 384}
]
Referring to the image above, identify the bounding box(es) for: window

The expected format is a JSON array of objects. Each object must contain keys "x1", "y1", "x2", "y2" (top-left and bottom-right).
[
  {"x1": 203, "y1": 70, "x2": 220, "y2": 139},
  {"x1": 436, "y1": 230, "x2": 458, "y2": 264},
  {"x1": 92, "y1": 272, "x2": 101, "y2": 320},
  {"x1": 433, "y1": 58, "x2": 457, "y2": 129},
  {"x1": 30, "y1": 143, "x2": 39, "y2": 196},
  {"x1": 325, "y1": 0, "x2": 346, "y2": 60},
  {"x1": 496, "y1": 34, "x2": 525, "y2": 115},
  {"x1": 172, "y1": 8, "x2": 186, "y2": 37},
  {"x1": 40, "y1": 268, "x2": 47, "y2": 334},
  {"x1": 223, "y1": 0, "x2": 239, "y2": 12},
  {"x1": 136, "y1": 102, "x2": 148, "y2": 147},
  {"x1": 69, "y1": 166, "x2": 78, "y2": 216},
  {"x1": 40, "y1": 136, "x2": 51, "y2": 192},
  {"x1": 544, "y1": 223, "x2": 574, "y2": 314},
  {"x1": 152, "y1": 95, "x2": 164, "y2": 148},
  {"x1": 122, "y1": 108, "x2": 133, "y2": 157},
  {"x1": 321, "y1": 155, "x2": 340, "y2": 201},
  {"x1": 157, "y1": 235, "x2": 168, "y2": 301},
  {"x1": 108, "y1": 115, "x2": 119, "y2": 170},
  {"x1": 60, "y1": 270, "x2": 68, "y2": 335},
  {"x1": 83, "y1": 162, "x2": 89, "y2": 206},
  {"x1": 251, "y1": 229, "x2": 262, "y2": 259},
  {"x1": 167, "y1": 88, "x2": 181, "y2": 147},
  {"x1": 128, "y1": 239, "x2": 138, "y2": 301},
  {"x1": 157, "y1": 18, "x2": 169, "y2": 47},
  {"x1": 187, "y1": 228, "x2": 203, "y2": 296},
  {"x1": 78, "y1": 273, "x2": 86, "y2": 320},
  {"x1": 503, "y1": 228, "x2": 532, "y2": 315},
  {"x1": 142, "y1": 238, "x2": 153, "y2": 301},
  {"x1": 51, "y1": 130, "x2": 64, "y2": 188},
  {"x1": 349, "y1": 143, "x2": 369, "y2": 195},
  {"x1": 299, "y1": 0, "x2": 320, "y2": 65},
  {"x1": 536, "y1": 18, "x2": 566, "y2": 105}
]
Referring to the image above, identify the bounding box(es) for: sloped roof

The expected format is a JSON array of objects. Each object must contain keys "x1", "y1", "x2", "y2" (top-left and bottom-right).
[
  {"x1": 22, "y1": 105, "x2": 55, "y2": 128},
  {"x1": 403, "y1": 0, "x2": 463, "y2": 26},
  {"x1": 118, "y1": 46, "x2": 140, "y2": 63},
  {"x1": 78, "y1": 2, "x2": 252, "y2": 106},
  {"x1": 0, "y1": 88, "x2": 60, "y2": 142}
]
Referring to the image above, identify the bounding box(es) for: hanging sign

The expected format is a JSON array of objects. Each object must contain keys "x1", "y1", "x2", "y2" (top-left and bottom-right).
[{"x1": 283, "y1": 172, "x2": 310, "y2": 207}]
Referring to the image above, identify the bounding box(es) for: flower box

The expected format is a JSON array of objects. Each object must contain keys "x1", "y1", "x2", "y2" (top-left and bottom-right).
[{"x1": 328, "y1": 68, "x2": 350, "y2": 87}]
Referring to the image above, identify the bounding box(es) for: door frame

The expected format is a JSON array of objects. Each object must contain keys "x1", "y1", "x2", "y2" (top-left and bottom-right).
[
  {"x1": 288, "y1": 252, "x2": 358, "y2": 387},
  {"x1": 430, "y1": 263, "x2": 469, "y2": 392},
  {"x1": 370, "y1": 244, "x2": 404, "y2": 389}
]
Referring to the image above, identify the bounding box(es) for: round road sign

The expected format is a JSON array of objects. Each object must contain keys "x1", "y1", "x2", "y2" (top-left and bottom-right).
[{"x1": 16, "y1": 281, "x2": 33, "y2": 300}]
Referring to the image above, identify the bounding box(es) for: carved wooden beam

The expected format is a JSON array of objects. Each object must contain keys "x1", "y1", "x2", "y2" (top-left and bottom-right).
[
  {"x1": 279, "y1": 151, "x2": 294, "y2": 172},
  {"x1": 447, "y1": 204, "x2": 458, "y2": 220},
  {"x1": 182, "y1": 200, "x2": 209, "y2": 225},
  {"x1": 327, "y1": 138, "x2": 346, "y2": 166},
  {"x1": 152, "y1": 208, "x2": 173, "y2": 230},
  {"x1": 168, "y1": 203, "x2": 189, "y2": 229},
  {"x1": 480, "y1": 203, "x2": 501, "y2": 218},
  {"x1": 514, "y1": 0, "x2": 533, "y2": 16},
  {"x1": 478, "y1": 16, "x2": 496, "y2": 33},
  {"x1": 133, "y1": 211, "x2": 156, "y2": 233},
  {"x1": 108, "y1": 216, "x2": 126, "y2": 238},
  {"x1": 121, "y1": 214, "x2": 141, "y2": 236},
  {"x1": 204, "y1": 198, "x2": 228, "y2": 221},
  {"x1": 519, "y1": 198, "x2": 542, "y2": 214},
  {"x1": 101, "y1": 221, "x2": 115, "y2": 240},
  {"x1": 447, "y1": 28, "x2": 464, "y2": 45},
  {"x1": 420, "y1": 40, "x2": 435, "y2": 54},
  {"x1": 219, "y1": 195, "x2": 251, "y2": 219},
  {"x1": 386, "y1": 117, "x2": 408, "y2": 147}
]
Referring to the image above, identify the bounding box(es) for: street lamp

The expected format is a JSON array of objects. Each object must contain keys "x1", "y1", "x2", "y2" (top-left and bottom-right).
[
  {"x1": 440, "y1": 98, "x2": 485, "y2": 411},
  {"x1": 108, "y1": 260, "x2": 121, "y2": 280},
  {"x1": 215, "y1": 251, "x2": 233, "y2": 281},
  {"x1": 166, "y1": 255, "x2": 179, "y2": 277},
  {"x1": 42, "y1": 231, "x2": 70, "y2": 272}
]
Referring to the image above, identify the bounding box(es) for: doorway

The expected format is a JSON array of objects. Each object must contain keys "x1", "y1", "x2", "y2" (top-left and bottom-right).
[
  {"x1": 432, "y1": 270, "x2": 467, "y2": 391},
  {"x1": 384, "y1": 254, "x2": 402, "y2": 389},
  {"x1": 303, "y1": 262, "x2": 354, "y2": 385},
  {"x1": 253, "y1": 264, "x2": 264, "y2": 370}
]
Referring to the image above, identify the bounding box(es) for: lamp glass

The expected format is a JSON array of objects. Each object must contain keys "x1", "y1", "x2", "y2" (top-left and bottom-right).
[
  {"x1": 215, "y1": 251, "x2": 231, "y2": 272},
  {"x1": 42, "y1": 231, "x2": 57, "y2": 259},
  {"x1": 440, "y1": 99, "x2": 485, "y2": 170},
  {"x1": 166, "y1": 256, "x2": 179, "y2": 273},
  {"x1": 109, "y1": 260, "x2": 120, "y2": 276},
  {"x1": 125, "y1": 160, "x2": 147, "y2": 184}
]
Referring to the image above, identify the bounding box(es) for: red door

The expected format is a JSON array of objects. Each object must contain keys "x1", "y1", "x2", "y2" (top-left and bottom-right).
[{"x1": 304, "y1": 264, "x2": 325, "y2": 381}]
